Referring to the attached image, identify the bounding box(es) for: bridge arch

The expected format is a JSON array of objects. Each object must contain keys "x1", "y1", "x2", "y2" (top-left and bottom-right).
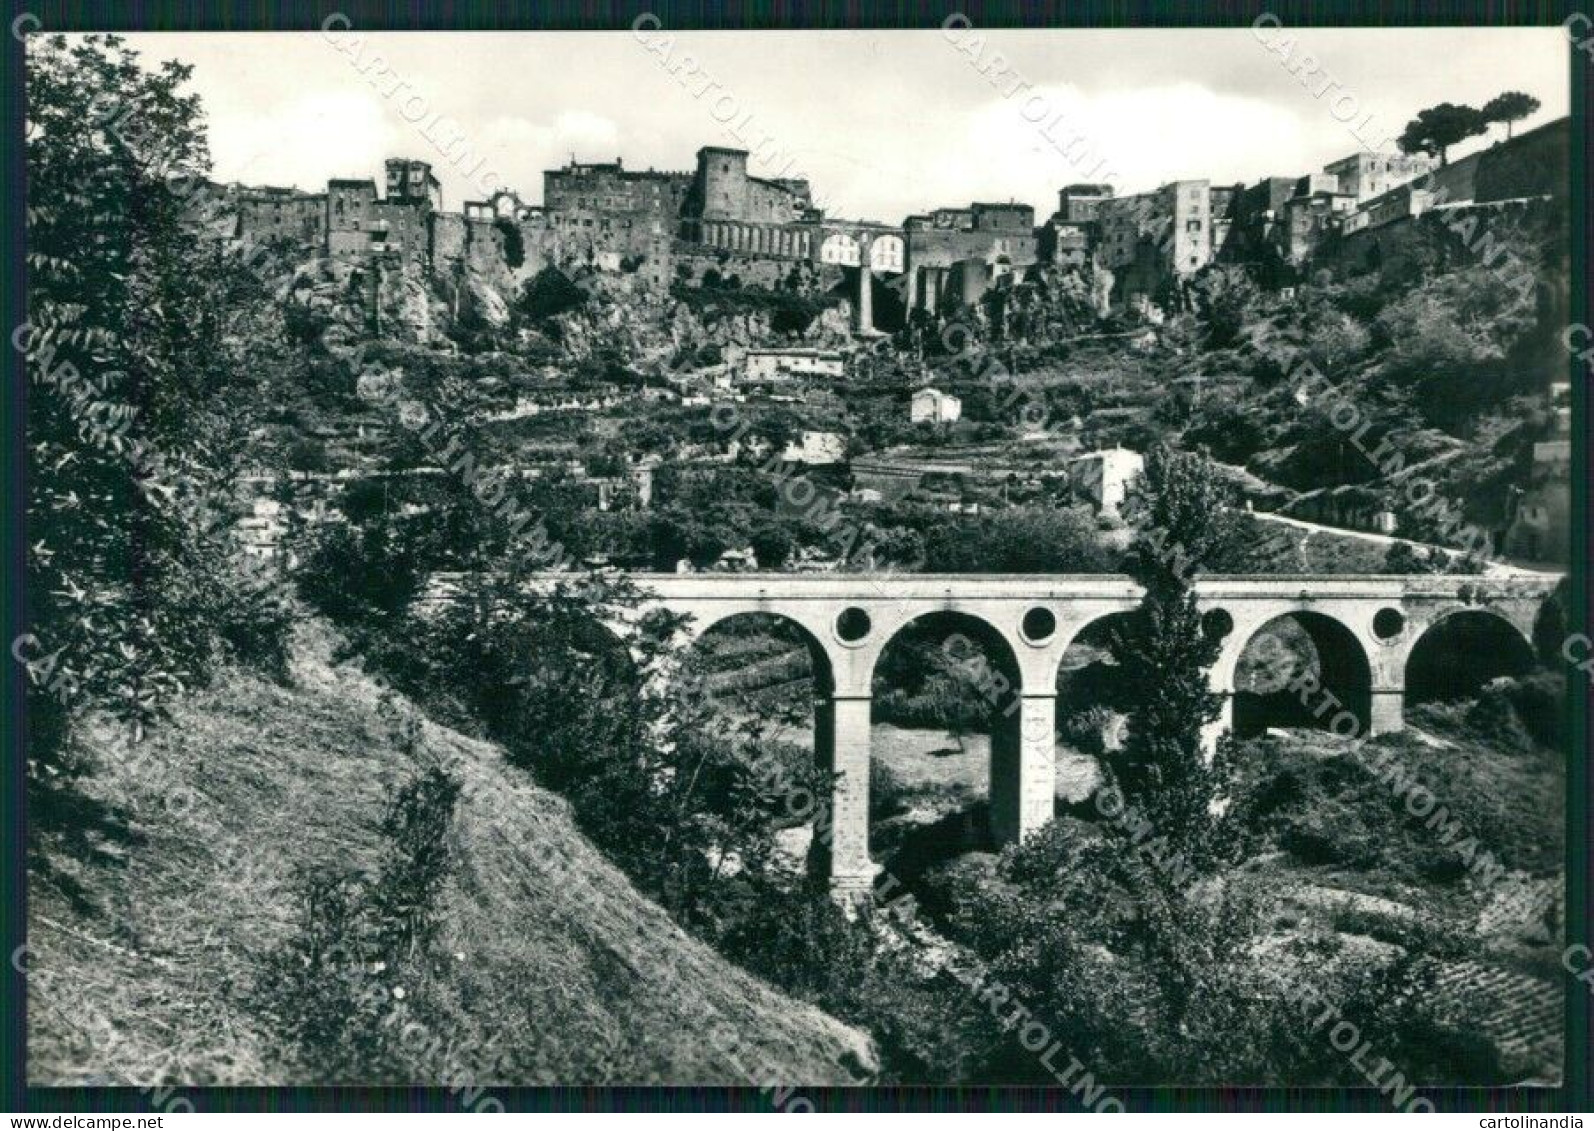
[
  {"x1": 670, "y1": 610, "x2": 842, "y2": 883},
  {"x1": 869, "y1": 610, "x2": 1027, "y2": 848},
  {"x1": 1053, "y1": 612, "x2": 1134, "y2": 750},
  {"x1": 1230, "y1": 610, "x2": 1372, "y2": 738},
  {"x1": 869, "y1": 234, "x2": 905, "y2": 274},
  {"x1": 820, "y1": 232, "x2": 860, "y2": 266},
  {"x1": 680, "y1": 609, "x2": 836, "y2": 704},
  {"x1": 1403, "y1": 607, "x2": 1534, "y2": 708}
]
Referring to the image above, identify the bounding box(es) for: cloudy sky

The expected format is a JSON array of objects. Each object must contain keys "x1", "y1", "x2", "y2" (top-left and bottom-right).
[{"x1": 106, "y1": 26, "x2": 1569, "y2": 221}]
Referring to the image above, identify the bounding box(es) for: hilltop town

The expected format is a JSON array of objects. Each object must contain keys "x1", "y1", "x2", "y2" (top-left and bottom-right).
[
  {"x1": 22, "y1": 31, "x2": 1578, "y2": 1098},
  {"x1": 198, "y1": 114, "x2": 1573, "y2": 574}
]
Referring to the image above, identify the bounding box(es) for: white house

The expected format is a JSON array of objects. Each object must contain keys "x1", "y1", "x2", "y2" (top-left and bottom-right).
[
  {"x1": 910, "y1": 387, "x2": 962, "y2": 424},
  {"x1": 1068, "y1": 447, "x2": 1144, "y2": 515}
]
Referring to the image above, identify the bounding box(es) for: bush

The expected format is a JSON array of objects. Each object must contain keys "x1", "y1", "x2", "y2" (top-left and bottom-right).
[
  {"x1": 261, "y1": 762, "x2": 463, "y2": 1082},
  {"x1": 716, "y1": 883, "x2": 991, "y2": 1082},
  {"x1": 216, "y1": 568, "x2": 296, "y2": 682},
  {"x1": 518, "y1": 267, "x2": 586, "y2": 321},
  {"x1": 1060, "y1": 705, "x2": 1118, "y2": 757},
  {"x1": 950, "y1": 819, "x2": 1341, "y2": 1083},
  {"x1": 296, "y1": 521, "x2": 423, "y2": 626},
  {"x1": 922, "y1": 506, "x2": 1110, "y2": 573},
  {"x1": 1493, "y1": 670, "x2": 1566, "y2": 750},
  {"x1": 286, "y1": 437, "x2": 330, "y2": 472},
  {"x1": 494, "y1": 218, "x2": 525, "y2": 269}
]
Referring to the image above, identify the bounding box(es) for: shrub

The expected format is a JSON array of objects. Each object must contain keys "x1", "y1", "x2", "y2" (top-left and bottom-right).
[
  {"x1": 1493, "y1": 670, "x2": 1566, "y2": 750},
  {"x1": 296, "y1": 521, "x2": 423, "y2": 626},
  {"x1": 1061, "y1": 705, "x2": 1118, "y2": 757},
  {"x1": 717, "y1": 883, "x2": 992, "y2": 1082},
  {"x1": 216, "y1": 569, "x2": 296, "y2": 682},
  {"x1": 262, "y1": 763, "x2": 463, "y2": 1081},
  {"x1": 517, "y1": 267, "x2": 586, "y2": 321},
  {"x1": 286, "y1": 437, "x2": 330, "y2": 472},
  {"x1": 494, "y1": 218, "x2": 525, "y2": 269}
]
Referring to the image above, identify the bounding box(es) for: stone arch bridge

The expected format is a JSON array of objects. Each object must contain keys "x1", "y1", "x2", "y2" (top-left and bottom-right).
[{"x1": 535, "y1": 571, "x2": 1560, "y2": 894}]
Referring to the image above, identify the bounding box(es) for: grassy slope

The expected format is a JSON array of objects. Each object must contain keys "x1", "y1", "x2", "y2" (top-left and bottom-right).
[{"x1": 27, "y1": 624, "x2": 875, "y2": 1087}]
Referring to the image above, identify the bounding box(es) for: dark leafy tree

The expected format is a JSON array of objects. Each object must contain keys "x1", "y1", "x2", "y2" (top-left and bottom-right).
[
  {"x1": 1396, "y1": 102, "x2": 1489, "y2": 166},
  {"x1": 517, "y1": 266, "x2": 586, "y2": 321},
  {"x1": 1481, "y1": 91, "x2": 1540, "y2": 140},
  {"x1": 25, "y1": 34, "x2": 296, "y2": 799}
]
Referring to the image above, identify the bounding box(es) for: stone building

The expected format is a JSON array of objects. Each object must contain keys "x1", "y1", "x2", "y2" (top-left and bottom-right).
[
  {"x1": 542, "y1": 157, "x2": 692, "y2": 266},
  {"x1": 1056, "y1": 183, "x2": 1115, "y2": 224},
  {"x1": 325, "y1": 177, "x2": 381, "y2": 260},
  {"x1": 1277, "y1": 176, "x2": 1355, "y2": 265},
  {"x1": 901, "y1": 202, "x2": 1038, "y2": 313},
  {"x1": 386, "y1": 157, "x2": 443, "y2": 210},
  {"x1": 1322, "y1": 151, "x2": 1434, "y2": 204},
  {"x1": 233, "y1": 185, "x2": 325, "y2": 249},
  {"x1": 544, "y1": 157, "x2": 692, "y2": 218},
  {"x1": 1093, "y1": 179, "x2": 1238, "y2": 303},
  {"x1": 1042, "y1": 183, "x2": 1114, "y2": 269},
  {"x1": 1216, "y1": 176, "x2": 1296, "y2": 265},
  {"x1": 688, "y1": 146, "x2": 814, "y2": 224}
]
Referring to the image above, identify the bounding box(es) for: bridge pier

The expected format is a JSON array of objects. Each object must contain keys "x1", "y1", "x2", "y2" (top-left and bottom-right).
[
  {"x1": 1369, "y1": 687, "x2": 1405, "y2": 735},
  {"x1": 816, "y1": 693, "x2": 875, "y2": 896},
  {"x1": 856, "y1": 265, "x2": 873, "y2": 333},
  {"x1": 990, "y1": 693, "x2": 1057, "y2": 847}
]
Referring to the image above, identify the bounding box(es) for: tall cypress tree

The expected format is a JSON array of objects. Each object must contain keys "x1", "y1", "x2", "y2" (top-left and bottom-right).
[{"x1": 1108, "y1": 445, "x2": 1236, "y2": 863}]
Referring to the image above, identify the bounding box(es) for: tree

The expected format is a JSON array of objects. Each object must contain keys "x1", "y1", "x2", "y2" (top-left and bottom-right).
[
  {"x1": 516, "y1": 266, "x2": 586, "y2": 321},
  {"x1": 25, "y1": 34, "x2": 295, "y2": 792},
  {"x1": 1396, "y1": 102, "x2": 1489, "y2": 166},
  {"x1": 1192, "y1": 265, "x2": 1258, "y2": 348},
  {"x1": 1303, "y1": 310, "x2": 1371, "y2": 375},
  {"x1": 1108, "y1": 447, "x2": 1235, "y2": 862},
  {"x1": 1481, "y1": 91, "x2": 1540, "y2": 141}
]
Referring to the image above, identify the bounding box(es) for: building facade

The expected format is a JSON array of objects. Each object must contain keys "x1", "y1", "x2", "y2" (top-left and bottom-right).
[{"x1": 911, "y1": 387, "x2": 962, "y2": 424}]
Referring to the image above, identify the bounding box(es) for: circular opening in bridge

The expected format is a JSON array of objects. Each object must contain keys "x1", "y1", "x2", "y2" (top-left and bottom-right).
[
  {"x1": 1373, "y1": 607, "x2": 1406, "y2": 642},
  {"x1": 1021, "y1": 606, "x2": 1057, "y2": 643},
  {"x1": 1201, "y1": 608, "x2": 1234, "y2": 641},
  {"x1": 835, "y1": 607, "x2": 872, "y2": 644}
]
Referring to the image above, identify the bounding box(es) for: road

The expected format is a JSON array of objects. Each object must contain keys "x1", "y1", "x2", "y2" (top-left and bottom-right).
[{"x1": 1245, "y1": 509, "x2": 1550, "y2": 577}]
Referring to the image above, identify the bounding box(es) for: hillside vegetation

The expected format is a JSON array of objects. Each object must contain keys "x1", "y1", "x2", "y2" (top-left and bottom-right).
[{"x1": 27, "y1": 623, "x2": 875, "y2": 1089}]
